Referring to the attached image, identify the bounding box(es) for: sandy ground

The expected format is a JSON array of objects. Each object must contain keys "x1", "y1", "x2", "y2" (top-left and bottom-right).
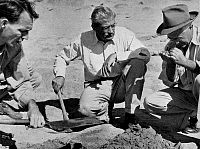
[{"x1": 1, "y1": 0, "x2": 200, "y2": 148}]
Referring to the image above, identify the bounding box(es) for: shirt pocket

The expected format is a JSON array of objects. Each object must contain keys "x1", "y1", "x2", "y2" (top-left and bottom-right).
[{"x1": 88, "y1": 51, "x2": 104, "y2": 74}]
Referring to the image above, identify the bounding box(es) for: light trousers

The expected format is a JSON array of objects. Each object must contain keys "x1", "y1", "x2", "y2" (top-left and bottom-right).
[{"x1": 144, "y1": 74, "x2": 200, "y2": 130}]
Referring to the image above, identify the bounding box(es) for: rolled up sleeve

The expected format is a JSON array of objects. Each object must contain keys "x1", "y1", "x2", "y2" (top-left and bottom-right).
[
  {"x1": 13, "y1": 81, "x2": 36, "y2": 108},
  {"x1": 53, "y1": 37, "x2": 81, "y2": 78},
  {"x1": 4, "y1": 52, "x2": 37, "y2": 108}
]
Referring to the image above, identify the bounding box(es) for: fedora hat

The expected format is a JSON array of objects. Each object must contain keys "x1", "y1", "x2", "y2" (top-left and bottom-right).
[{"x1": 157, "y1": 4, "x2": 198, "y2": 35}]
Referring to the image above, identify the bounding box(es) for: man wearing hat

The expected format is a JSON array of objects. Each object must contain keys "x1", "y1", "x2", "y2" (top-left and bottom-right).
[{"x1": 144, "y1": 4, "x2": 200, "y2": 133}]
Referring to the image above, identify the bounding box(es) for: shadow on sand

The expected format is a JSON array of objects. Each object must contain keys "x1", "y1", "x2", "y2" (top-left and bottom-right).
[{"x1": 37, "y1": 98, "x2": 200, "y2": 146}]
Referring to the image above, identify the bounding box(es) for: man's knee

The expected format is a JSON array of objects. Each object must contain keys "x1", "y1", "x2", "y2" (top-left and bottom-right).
[
  {"x1": 143, "y1": 93, "x2": 168, "y2": 113},
  {"x1": 79, "y1": 102, "x2": 95, "y2": 117},
  {"x1": 128, "y1": 48, "x2": 150, "y2": 64},
  {"x1": 143, "y1": 96, "x2": 151, "y2": 110}
]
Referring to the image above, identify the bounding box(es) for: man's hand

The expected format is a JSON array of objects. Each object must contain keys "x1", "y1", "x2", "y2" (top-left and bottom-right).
[
  {"x1": 52, "y1": 76, "x2": 65, "y2": 94},
  {"x1": 159, "y1": 51, "x2": 173, "y2": 63},
  {"x1": 101, "y1": 53, "x2": 117, "y2": 77},
  {"x1": 27, "y1": 100, "x2": 45, "y2": 128},
  {"x1": 168, "y1": 48, "x2": 187, "y2": 66}
]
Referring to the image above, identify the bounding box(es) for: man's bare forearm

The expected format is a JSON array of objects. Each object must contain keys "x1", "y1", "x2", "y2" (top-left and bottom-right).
[
  {"x1": 28, "y1": 99, "x2": 39, "y2": 111},
  {"x1": 180, "y1": 59, "x2": 197, "y2": 72}
]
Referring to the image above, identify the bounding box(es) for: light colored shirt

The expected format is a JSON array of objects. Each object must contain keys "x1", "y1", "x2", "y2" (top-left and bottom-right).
[
  {"x1": 54, "y1": 26, "x2": 146, "y2": 82},
  {"x1": 159, "y1": 25, "x2": 200, "y2": 90},
  {"x1": 0, "y1": 43, "x2": 36, "y2": 107}
]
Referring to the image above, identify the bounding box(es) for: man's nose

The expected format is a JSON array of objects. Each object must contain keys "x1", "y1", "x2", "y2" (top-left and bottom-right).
[
  {"x1": 107, "y1": 26, "x2": 114, "y2": 33},
  {"x1": 22, "y1": 33, "x2": 29, "y2": 40}
]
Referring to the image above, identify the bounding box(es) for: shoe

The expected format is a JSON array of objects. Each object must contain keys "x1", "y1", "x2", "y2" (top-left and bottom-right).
[
  {"x1": 183, "y1": 126, "x2": 200, "y2": 134},
  {"x1": 182, "y1": 117, "x2": 200, "y2": 134},
  {"x1": 121, "y1": 113, "x2": 138, "y2": 129}
]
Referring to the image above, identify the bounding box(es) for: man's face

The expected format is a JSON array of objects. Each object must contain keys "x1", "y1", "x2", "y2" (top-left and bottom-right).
[
  {"x1": 1, "y1": 11, "x2": 33, "y2": 47},
  {"x1": 167, "y1": 25, "x2": 193, "y2": 50},
  {"x1": 94, "y1": 18, "x2": 116, "y2": 43}
]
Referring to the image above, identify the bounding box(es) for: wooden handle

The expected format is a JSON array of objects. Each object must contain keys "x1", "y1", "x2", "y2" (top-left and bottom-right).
[
  {"x1": 58, "y1": 90, "x2": 69, "y2": 120},
  {"x1": 0, "y1": 118, "x2": 29, "y2": 125}
]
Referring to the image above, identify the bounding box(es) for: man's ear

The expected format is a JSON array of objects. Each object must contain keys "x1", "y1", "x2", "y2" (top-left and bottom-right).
[
  {"x1": 91, "y1": 23, "x2": 96, "y2": 31},
  {"x1": 0, "y1": 18, "x2": 8, "y2": 30},
  {"x1": 91, "y1": 23, "x2": 99, "y2": 31}
]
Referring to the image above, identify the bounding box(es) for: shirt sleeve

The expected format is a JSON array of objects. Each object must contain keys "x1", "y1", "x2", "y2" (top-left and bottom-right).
[
  {"x1": 53, "y1": 35, "x2": 82, "y2": 78},
  {"x1": 3, "y1": 50, "x2": 37, "y2": 108}
]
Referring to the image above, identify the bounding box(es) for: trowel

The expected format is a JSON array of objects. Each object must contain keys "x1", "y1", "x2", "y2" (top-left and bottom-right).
[{"x1": 0, "y1": 91, "x2": 104, "y2": 132}]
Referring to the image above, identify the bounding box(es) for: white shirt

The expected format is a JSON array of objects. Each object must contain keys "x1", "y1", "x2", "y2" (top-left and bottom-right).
[{"x1": 54, "y1": 26, "x2": 146, "y2": 81}]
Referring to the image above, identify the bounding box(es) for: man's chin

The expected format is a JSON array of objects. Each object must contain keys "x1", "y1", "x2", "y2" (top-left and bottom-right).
[{"x1": 104, "y1": 37, "x2": 114, "y2": 42}]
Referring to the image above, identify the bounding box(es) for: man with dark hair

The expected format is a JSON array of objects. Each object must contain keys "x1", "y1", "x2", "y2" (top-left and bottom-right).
[
  {"x1": 52, "y1": 5, "x2": 150, "y2": 128},
  {"x1": 0, "y1": 0, "x2": 45, "y2": 128},
  {"x1": 144, "y1": 4, "x2": 200, "y2": 133}
]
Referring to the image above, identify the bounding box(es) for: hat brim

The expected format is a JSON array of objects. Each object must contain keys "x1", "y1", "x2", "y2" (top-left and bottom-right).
[{"x1": 156, "y1": 11, "x2": 199, "y2": 35}]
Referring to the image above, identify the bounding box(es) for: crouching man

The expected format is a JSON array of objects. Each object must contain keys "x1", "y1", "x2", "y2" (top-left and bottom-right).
[
  {"x1": 52, "y1": 5, "x2": 150, "y2": 129},
  {"x1": 0, "y1": 0, "x2": 45, "y2": 128},
  {"x1": 144, "y1": 4, "x2": 200, "y2": 133}
]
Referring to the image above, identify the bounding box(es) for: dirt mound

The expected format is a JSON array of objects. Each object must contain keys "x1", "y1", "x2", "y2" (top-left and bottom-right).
[{"x1": 100, "y1": 124, "x2": 179, "y2": 149}]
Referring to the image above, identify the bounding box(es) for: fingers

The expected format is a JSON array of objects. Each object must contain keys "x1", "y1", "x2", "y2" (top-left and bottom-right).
[
  {"x1": 101, "y1": 64, "x2": 110, "y2": 77},
  {"x1": 169, "y1": 55, "x2": 176, "y2": 61},
  {"x1": 169, "y1": 48, "x2": 183, "y2": 59},
  {"x1": 101, "y1": 53, "x2": 117, "y2": 77},
  {"x1": 29, "y1": 114, "x2": 45, "y2": 128},
  {"x1": 52, "y1": 77, "x2": 64, "y2": 93},
  {"x1": 52, "y1": 82, "x2": 60, "y2": 93}
]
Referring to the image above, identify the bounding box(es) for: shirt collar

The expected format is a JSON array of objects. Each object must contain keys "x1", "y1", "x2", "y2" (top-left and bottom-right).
[
  {"x1": 0, "y1": 44, "x2": 6, "y2": 56},
  {"x1": 191, "y1": 25, "x2": 200, "y2": 45}
]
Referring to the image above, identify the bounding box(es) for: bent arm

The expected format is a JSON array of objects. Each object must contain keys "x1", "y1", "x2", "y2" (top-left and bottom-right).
[
  {"x1": 53, "y1": 38, "x2": 82, "y2": 78},
  {"x1": 3, "y1": 51, "x2": 45, "y2": 128}
]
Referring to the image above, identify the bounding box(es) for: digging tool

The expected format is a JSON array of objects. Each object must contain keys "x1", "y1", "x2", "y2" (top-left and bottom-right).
[
  {"x1": 0, "y1": 90, "x2": 104, "y2": 132},
  {"x1": 0, "y1": 117, "x2": 104, "y2": 132},
  {"x1": 57, "y1": 90, "x2": 71, "y2": 132},
  {"x1": 57, "y1": 90, "x2": 69, "y2": 120}
]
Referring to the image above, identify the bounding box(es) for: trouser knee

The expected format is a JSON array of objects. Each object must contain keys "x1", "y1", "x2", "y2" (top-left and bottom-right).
[
  {"x1": 129, "y1": 48, "x2": 150, "y2": 64},
  {"x1": 79, "y1": 103, "x2": 95, "y2": 117},
  {"x1": 143, "y1": 96, "x2": 150, "y2": 111}
]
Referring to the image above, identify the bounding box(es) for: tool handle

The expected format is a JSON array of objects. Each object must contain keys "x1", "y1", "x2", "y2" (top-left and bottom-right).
[
  {"x1": 58, "y1": 90, "x2": 69, "y2": 120},
  {"x1": 0, "y1": 118, "x2": 29, "y2": 125}
]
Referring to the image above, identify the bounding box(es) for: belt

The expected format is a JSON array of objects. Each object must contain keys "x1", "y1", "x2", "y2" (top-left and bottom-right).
[{"x1": 84, "y1": 77, "x2": 116, "y2": 86}]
